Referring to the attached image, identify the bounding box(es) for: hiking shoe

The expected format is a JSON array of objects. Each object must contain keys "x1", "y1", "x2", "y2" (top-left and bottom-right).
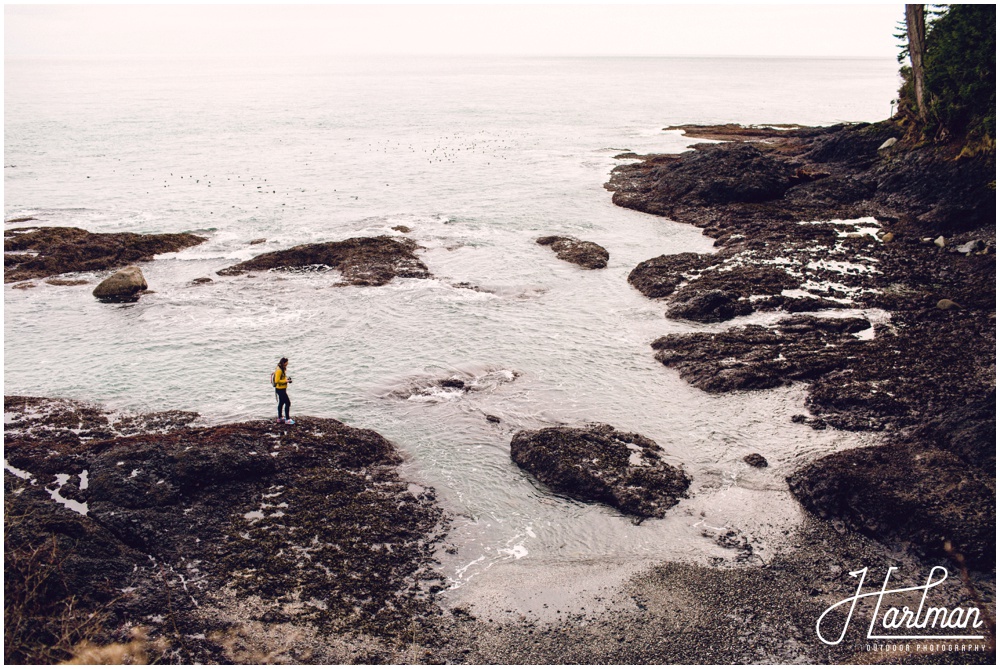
[
  {"x1": 285, "y1": 419, "x2": 295, "y2": 425},
  {"x1": 276, "y1": 417, "x2": 285, "y2": 424}
]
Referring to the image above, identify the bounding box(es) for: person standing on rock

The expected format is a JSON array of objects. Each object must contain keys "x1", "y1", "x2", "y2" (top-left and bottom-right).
[{"x1": 272, "y1": 357, "x2": 294, "y2": 425}]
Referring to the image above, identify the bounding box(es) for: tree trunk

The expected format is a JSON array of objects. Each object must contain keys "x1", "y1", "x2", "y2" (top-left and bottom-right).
[{"x1": 906, "y1": 4, "x2": 928, "y2": 122}]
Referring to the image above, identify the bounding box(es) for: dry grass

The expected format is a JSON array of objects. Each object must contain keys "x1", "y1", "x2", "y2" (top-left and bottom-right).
[{"x1": 4, "y1": 498, "x2": 109, "y2": 664}]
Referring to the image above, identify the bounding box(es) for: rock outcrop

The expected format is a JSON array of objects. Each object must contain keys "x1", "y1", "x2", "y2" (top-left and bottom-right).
[
  {"x1": 788, "y1": 392, "x2": 995, "y2": 570},
  {"x1": 510, "y1": 424, "x2": 690, "y2": 518},
  {"x1": 4, "y1": 226, "x2": 206, "y2": 283},
  {"x1": 608, "y1": 122, "x2": 996, "y2": 566},
  {"x1": 217, "y1": 236, "x2": 430, "y2": 286},
  {"x1": 92, "y1": 265, "x2": 148, "y2": 302},
  {"x1": 3, "y1": 396, "x2": 447, "y2": 663},
  {"x1": 536, "y1": 236, "x2": 609, "y2": 270},
  {"x1": 664, "y1": 289, "x2": 752, "y2": 323}
]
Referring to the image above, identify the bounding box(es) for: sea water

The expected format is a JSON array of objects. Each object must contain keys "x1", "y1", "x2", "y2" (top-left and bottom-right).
[{"x1": 4, "y1": 55, "x2": 899, "y2": 594}]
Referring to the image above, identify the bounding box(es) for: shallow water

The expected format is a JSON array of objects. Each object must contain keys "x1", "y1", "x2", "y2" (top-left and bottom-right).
[{"x1": 5, "y1": 55, "x2": 897, "y2": 589}]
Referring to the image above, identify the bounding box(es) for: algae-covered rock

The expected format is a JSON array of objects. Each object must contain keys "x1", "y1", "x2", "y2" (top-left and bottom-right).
[
  {"x1": 536, "y1": 236, "x2": 609, "y2": 269},
  {"x1": 217, "y1": 236, "x2": 430, "y2": 286},
  {"x1": 510, "y1": 423, "x2": 690, "y2": 518},
  {"x1": 4, "y1": 226, "x2": 205, "y2": 283},
  {"x1": 3, "y1": 396, "x2": 447, "y2": 662}
]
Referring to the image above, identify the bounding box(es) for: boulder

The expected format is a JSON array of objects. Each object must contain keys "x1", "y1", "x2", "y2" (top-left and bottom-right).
[
  {"x1": 92, "y1": 266, "x2": 147, "y2": 302},
  {"x1": 743, "y1": 453, "x2": 768, "y2": 468},
  {"x1": 536, "y1": 236, "x2": 609, "y2": 270},
  {"x1": 510, "y1": 423, "x2": 690, "y2": 518}
]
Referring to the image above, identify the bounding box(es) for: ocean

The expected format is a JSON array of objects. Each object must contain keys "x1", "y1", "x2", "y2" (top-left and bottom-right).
[{"x1": 4, "y1": 55, "x2": 900, "y2": 598}]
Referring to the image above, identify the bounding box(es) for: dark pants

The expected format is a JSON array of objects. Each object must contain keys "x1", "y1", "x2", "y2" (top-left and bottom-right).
[{"x1": 276, "y1": 389, "x2": 290, "y2": 419}]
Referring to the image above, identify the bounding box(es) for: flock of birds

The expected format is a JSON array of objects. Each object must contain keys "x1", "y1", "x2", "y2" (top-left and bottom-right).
[{"x1": 89, "y1": 130, "x2": 532, "y2": 212}]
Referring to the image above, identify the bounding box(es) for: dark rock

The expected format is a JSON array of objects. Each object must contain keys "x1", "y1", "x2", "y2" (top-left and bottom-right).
[
  {"x1": 536, "y1": 236, "x2": 609, "y2": 270},
  {"x1": 510, "y1": 424, "x2": 690, "y2": 518},
  {"x1": 11, "y1": 281, "x2": 35, "y2": 290},
  {"x1": 249, "y1": 238, "x2": 266, "y2": 245},
  {"x1": 3, "y1": 396, "x2": 448, "y2": 662},
  {"x1": 773, "y1": 296, "x2": 845, "y2": 313},
  {"x1": 632, "y1": 143, "x2": 802, "y2": 208},
  {"x1": 682, "y1": 264, "x2": 799, "y2": 299},
  {"x1": 627, "y1": 252, "x2": 714, "y2": 299},
  {"x1": 743, "y1": 453, "x2": 768, "y2": 468},
  {"x1": 788, "y1": 392, "x2": 995, "y2": 570},
  {"x1": 439, "y1": 378, "x2": 466, "y2": 390},
  {"x1": 391, "y1": 225, "x2": 412, "y2": 233},
  {"x1": 651, "y1": 316, "x2": 871, "y2": 395},
  {"x1": 191, "y1": 276, "x2": 213, "y2": 285},
  {"x1": 92, "y1": 265, "x2": 147, "y2": 302},
  {"x1": 485, "y1": 414, "x2": 501, "y2": 424},
  {"x1": 44, "y1": 278, "x2": 90, "y2": 286},
  {"x1": 4, "y1": 226, "x2": 206, "y2": 283},
  {"x1": 217, "y1": 236, "x2": 430, "y2": 286},
  {"x1": 665, "y1": 289, "x2": 752, "y2": 323},
  {"x1": 5, "y1": 216, "x2": 36, "y2": 224}
]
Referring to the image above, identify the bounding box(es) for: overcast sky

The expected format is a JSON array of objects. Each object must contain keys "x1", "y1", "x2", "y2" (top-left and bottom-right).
[{"x1": 5, "y1": 3, "x2": 904, "y2": 59}]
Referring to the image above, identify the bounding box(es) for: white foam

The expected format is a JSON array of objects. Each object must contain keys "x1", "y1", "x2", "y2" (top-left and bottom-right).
[{"x1": 499, "y1": 545, "x2": 528, "y2": 560}]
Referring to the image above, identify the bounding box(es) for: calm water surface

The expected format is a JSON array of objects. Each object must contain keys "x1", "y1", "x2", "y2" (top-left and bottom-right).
[{"x1": 5, "y1": 55, "x2": 898, "y2": 590}]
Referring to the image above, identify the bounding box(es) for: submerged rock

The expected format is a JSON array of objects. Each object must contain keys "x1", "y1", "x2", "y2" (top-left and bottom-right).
[
  {"x1": 536, "y1": 236, "x2": 609, "y2": 270},
  {"x1": 217, "y1": 236, "x2": 430, "y2": 286},
  {"x1": 4, "y1": 226, "x2": 206, "y2": 283},
  {"x1": 510, "y1": 423, "x2": 690, "y2": 518},
  {"x1": 45, "y1": 277, "x2": 90, "y2": 286},
  {"x1": 743, "y1": 453, "x2": 768, "y2": 468},
  {"x1": 92, "y1": 265, "x2": 148, "y2": 302}
]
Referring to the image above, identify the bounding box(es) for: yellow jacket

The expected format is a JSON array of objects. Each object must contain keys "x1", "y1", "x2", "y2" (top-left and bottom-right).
[{"x1": 273, "y1": 366, "x2": 289, "y2": 390}]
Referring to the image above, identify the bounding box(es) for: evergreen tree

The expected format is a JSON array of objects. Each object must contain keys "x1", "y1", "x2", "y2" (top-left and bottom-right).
[{"x1": 897, "y1": 4, "x2": 995, "y2": 147}]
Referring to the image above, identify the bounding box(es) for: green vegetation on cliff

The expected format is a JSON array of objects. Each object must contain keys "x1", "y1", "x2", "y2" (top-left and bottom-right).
[{"x1": 898, "y1": 4, "x2": 996, "y2": 150}]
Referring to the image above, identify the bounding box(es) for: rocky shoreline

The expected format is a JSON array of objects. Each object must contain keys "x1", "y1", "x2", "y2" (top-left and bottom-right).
[
  {"x1": 8, "y1": 395, "x2": 993, "y2": 664},
  {"x1": 4, "y1": 396, "x2": 447, "y2": 664},
  {"x1": 4, "y1": 122, "x2": 995, "y2": 664},
  {"x1": 607, "y1": 122, "x2": 995, "y2": 575}
]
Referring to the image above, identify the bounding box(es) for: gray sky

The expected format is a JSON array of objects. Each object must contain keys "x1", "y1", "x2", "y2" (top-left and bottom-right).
[{"x1": 5, "y1": 3, "x2": 904, "y2": 59}]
